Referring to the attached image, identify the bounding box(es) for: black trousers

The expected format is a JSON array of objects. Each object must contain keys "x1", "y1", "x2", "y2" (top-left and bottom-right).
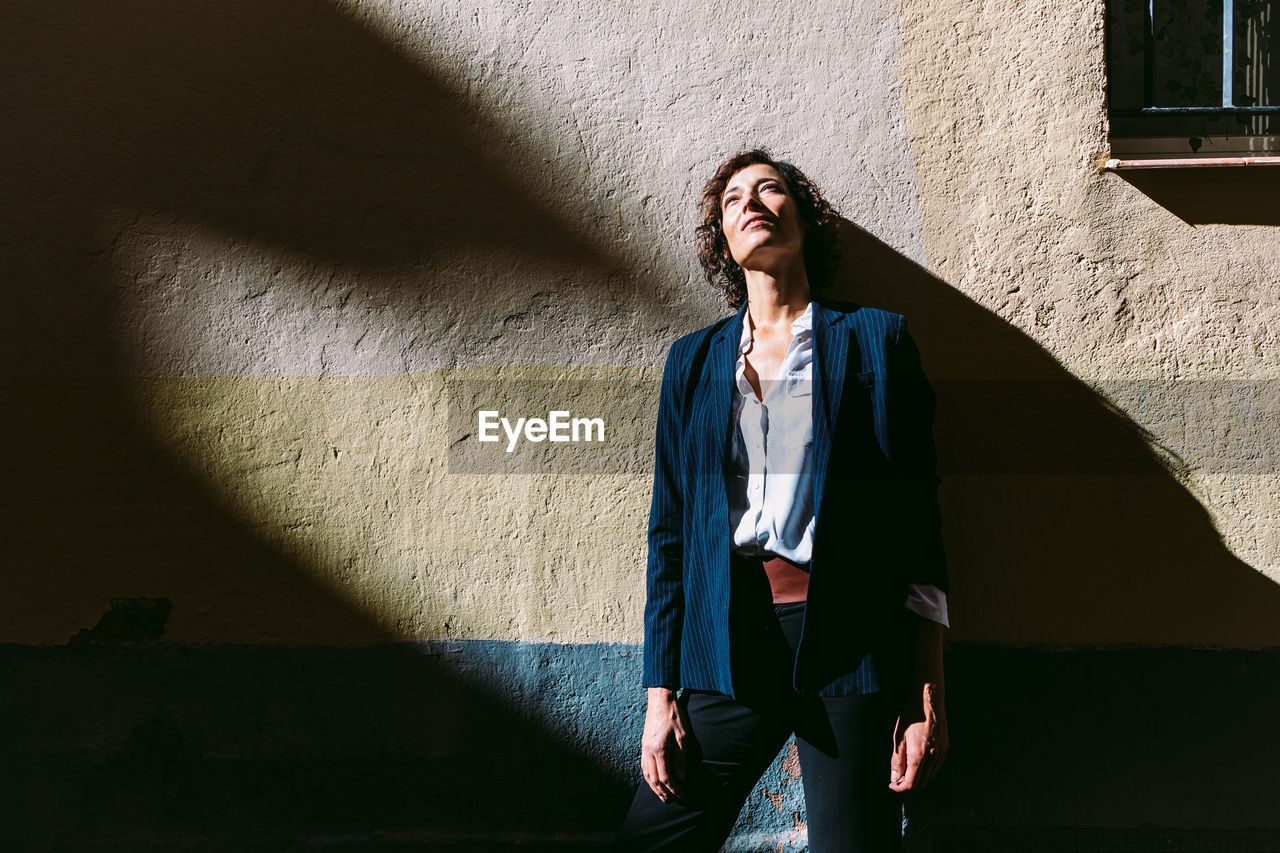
[{"x1": 615, "y1": 595, "x2": 902, "y2": 852}]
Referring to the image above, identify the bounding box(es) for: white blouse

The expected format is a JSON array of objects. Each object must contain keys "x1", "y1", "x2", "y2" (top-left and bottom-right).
[{"x1": 726, "y1": 301, "x2": 949, "y2": 627}]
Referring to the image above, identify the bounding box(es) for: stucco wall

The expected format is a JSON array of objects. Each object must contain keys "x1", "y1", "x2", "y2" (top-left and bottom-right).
[
  {"x1": 5, "y1": 0, "x2": 1280, "y2": 848},
  {"x1": 9, "y1": 0, "x2": 1277, "y2": 648}
]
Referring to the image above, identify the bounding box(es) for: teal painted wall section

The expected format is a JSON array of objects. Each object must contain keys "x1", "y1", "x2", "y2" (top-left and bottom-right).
[{"x1": 6, "y1": 642, "x2": 1280, "y2": 851}]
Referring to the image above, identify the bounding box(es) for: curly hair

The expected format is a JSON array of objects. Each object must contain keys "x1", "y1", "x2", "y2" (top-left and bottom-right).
[{"x1": 694, "y1": 149, "x2": 841, "y2": 310}]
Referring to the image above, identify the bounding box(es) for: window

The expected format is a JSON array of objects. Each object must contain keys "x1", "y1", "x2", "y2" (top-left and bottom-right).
[{"x1": 1106, "y1": 0, "x2": 1279, "y2": 166}]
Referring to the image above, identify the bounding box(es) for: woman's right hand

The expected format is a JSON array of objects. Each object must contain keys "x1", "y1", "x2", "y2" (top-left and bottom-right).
[{"x1": 640, "y1": 687, "x2": 688, "y2": 803}]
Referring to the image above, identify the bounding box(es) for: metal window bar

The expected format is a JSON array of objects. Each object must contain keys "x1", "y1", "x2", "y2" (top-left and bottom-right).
[
  {"x1": 1114, "y1": 0, "x2": 1277, "y2": 117},
  {"x1": 1144, "y1": 0, "x2": 1155, "y2": 107},
  {"x1": 1224, "y1": 0, "x2": 1235, "y2": 106},
  {"x1": 1245, "y1": 2, "x2": 1273, "y2": 131}
]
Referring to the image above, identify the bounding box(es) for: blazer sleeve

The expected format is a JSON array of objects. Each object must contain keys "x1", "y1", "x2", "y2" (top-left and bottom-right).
[
  {"x1": 887, "y1": 317, "x2": 949, "y2": 594},
  {"x1": 641, "y1": 343, "x2": 686, "y2": 689}
]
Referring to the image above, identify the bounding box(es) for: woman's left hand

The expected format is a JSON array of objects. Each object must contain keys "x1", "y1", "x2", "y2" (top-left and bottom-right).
[{"x1": 889, "y1": 682, "x2": 948, "y2": 791}]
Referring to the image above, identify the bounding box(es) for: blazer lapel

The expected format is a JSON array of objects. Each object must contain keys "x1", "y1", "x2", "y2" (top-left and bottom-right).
[
  {"x1": 698, "y1": 302, "x2": 747, "y2": 585},
  {"x1": 706, "y1": 301, "x2": 749, "y2": 480},
  {"x1": 811, "y1": 302, "x2": 850, "y2": 521}
]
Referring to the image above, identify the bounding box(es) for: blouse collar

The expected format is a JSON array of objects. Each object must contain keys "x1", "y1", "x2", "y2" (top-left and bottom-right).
[{"x1": 738, "y1": 300, "x2": 814, "y2": 355}]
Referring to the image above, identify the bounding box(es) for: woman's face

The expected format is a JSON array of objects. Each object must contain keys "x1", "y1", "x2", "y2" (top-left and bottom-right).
[{"x1": 719, "y1": 163, "x2": 806, "y2": 272}]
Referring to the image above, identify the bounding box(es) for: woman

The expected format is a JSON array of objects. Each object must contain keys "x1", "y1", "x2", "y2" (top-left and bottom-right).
[{"x1": 614, "y1": 150, "x2": 949, "y2": 852}]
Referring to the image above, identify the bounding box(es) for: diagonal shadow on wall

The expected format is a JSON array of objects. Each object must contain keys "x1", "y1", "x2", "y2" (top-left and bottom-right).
[
  {"x1": 3, "y1": 0, "x2": 1278, "y2": 848},
  {"x1": 0, "y1": 1, "x2": 648, "y2": 849},
  {"x1": 837, "y1": 219, "x2": 1280, "y2": 647},
  {"x1": 835, "y1": 220, "x2": 1280, "y2": 837},
  {"x1": 1107, "y1": 167, "x2": 1280, "y2": 226},
  {"x1": 1, "y1": 0, "x2": 663, "y2": 378}
]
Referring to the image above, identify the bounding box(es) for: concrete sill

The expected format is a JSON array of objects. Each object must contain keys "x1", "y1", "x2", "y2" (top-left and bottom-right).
[{"x1": 1105, "y1": 155, "x2": 1280, "y2": 170}]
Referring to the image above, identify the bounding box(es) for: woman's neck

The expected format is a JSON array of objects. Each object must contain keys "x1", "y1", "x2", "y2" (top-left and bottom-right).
[{"x1": 743, "y1": 258, "x2": 812, "y2": 330}]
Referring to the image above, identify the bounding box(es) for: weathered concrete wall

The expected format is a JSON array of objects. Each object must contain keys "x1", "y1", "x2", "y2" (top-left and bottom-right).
[
  {"x1": 891, "y1": 0, "x2": 1280, "y2": 647},
  {"x1": 4, "y1": 0, "x2": 1280, "y2": 848},
  {"x1": 3, "y1": 0, "x2": 931, "y2": 649}
]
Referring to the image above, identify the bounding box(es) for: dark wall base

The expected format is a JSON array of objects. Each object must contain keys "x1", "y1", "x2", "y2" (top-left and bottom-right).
[{"x1": 4, "y1": 642, "x2": 1278, "y2": 851}]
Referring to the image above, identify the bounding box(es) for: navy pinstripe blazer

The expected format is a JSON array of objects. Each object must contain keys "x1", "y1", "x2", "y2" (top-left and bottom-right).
[{"x1": 642, "y1": 298, "x2": 947, "y2": 698}]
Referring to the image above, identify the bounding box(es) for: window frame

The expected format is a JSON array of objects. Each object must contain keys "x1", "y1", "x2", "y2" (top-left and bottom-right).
[{"x1": 1105, "y1": 0, "x2": 1280, "y2": 169}]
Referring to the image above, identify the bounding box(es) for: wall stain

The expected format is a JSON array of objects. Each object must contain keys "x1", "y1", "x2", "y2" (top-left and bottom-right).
[{"x1": 68, "y1": 597, "x2": 172, "y2": 646}]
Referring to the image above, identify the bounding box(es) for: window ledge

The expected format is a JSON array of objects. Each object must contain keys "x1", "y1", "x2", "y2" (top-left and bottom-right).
[{"x1": 1105, "y1": 156, "x2": 1280, "y2": 170}]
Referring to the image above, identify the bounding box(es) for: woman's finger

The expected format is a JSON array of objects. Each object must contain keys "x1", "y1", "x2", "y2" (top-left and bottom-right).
[
  {"x1": 888, "y1": 716, "x2": 906, "y2": 785},
  {"x1": 889, "y1": 741, "x2": 910, "y2": 787},
  {"x1": 644, "y1": 764, "x2": 674, "y2": 802},
  {"x1": 641, "y1": 752, "x2": 660, "y2": 797},
  {"x1": 654, "y1": 774, "x2": 679, "y2": 801},
  {"x1": 644, "y1": 746, "x2": 682, "y2": 802},
  {"x1": 890, "y1": 750, "x2": 921, "y2": 791},
  {"x1": 659, "y1": 746, "x2": 686, "y2": 798}
]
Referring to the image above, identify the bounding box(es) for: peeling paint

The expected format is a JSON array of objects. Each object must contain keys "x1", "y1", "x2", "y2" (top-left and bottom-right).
[{"x1": 68, "y1": 597, "x2": 172, "y2": 646}]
